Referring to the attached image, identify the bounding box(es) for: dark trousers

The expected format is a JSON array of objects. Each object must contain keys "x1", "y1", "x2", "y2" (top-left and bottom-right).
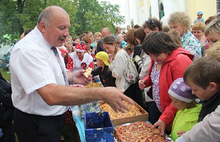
[
  {"x1": 0, "y1": 121, "x2": 15, "y2": 142},
  {"x1": 14, "y1": 108, "x2": 64, "y2": 142},
  {"x1": 148, "y1": 102, "x2": 160, "y2": 125},
  {"x1": 124, "y1": 82, "x2": 143, "y2": 107}
]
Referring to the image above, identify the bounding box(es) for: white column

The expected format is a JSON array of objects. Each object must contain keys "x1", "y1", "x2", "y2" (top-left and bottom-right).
[
  {"x1": 150, "y1": 0, "x2": 159, "y2": 19},
  {"x1": 144, "y1": 0, "x2": 148, "y2": 20},
  {"x1": 163, "y1": 0, "x2": 178, "y2": 17},
  {"x1": 179, "y1": 0, "x2": 185, "y2": 12},
  {"x1": 124, "y1": 0, "x2": 131, "y2": 27}
]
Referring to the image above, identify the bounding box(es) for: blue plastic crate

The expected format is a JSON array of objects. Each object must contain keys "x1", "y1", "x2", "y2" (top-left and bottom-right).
[{"x1": 84, "y1": 111, "x2": 114, "y2": 142}]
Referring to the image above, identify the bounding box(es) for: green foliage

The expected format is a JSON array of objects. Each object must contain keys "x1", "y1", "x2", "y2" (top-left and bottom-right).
[{"x1": 0, "y1": 0, "x2": 125, "y2": 43}]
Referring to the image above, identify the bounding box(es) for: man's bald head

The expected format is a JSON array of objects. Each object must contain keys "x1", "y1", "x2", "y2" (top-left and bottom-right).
[
  {"x1": 37, "y1": 6, "x2": 69, "y2": 27},
  {"x1": 101, "y1": 28, "x2": 111, "y2": 38}
]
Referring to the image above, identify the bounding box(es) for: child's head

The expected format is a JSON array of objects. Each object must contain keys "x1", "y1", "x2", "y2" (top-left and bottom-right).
[
  {"x1": 197, "y1": 11, "x2": 203, "y2": 19},
  {"x1": 206, "y1": 42, "x2": 220, "y2": 62},
  {"x1": 184, "y1": 57, "x2": 220, "y2": 101},
  {"x1": 167, "y1": 30, "x2": 181, "y2": 47},
  {"x1": 168, "y1": 78, "x2": 195, "y2": 110},
  {"x1": 95, "y1": 51, "x2": 109, "y2": 67},
  {"x1": 123, "y1": 44, "x2": 133, "y2": 56}
]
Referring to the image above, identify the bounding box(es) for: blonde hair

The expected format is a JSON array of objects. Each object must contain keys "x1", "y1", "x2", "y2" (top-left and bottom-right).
[
  {"x1": 206, "y1": 42, "x2": 220, "y2": 62},
  {"x1": 94, "y1": 32, "x2": 102, "y2": 38},
  {"x1": 65, "y1": 35, "x2": 72, "y2": 41},
  {"x1": 168, "y1": 11, "x2": 191, "y2": 31},
  {"x1": 192, "y1": 21, "x2": 206, "y2": 32},
  {"x1": 167, "y1": 30, "x2": 181, "y2": 47},
  {"x1": 204, "y1": 18, "x2": 220, "y2": 36}
]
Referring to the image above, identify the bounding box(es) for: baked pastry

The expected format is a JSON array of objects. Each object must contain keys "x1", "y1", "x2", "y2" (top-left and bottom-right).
[
  {"x1": 101, "y1": 101, "x2": 142, "y2": 119},
  {"x1": 84, "y1": 67, "x2": 92, "y2": 78},
  {"x1": 114, "y1": 121, "x2": 166, "y2": 142},
  {"x1": 85, "y1": 82, "x2": 102, "y2": 88}
]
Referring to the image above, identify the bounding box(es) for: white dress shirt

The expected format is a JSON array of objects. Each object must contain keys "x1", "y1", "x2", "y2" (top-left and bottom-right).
[{"x1": 10, "y1": 26, "x2": 68, "y2": 116}]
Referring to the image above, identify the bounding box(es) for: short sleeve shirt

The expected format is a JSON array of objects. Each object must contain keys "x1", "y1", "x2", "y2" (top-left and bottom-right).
[{"x1": 10, "y1": 26, "x2": 68, "y2": 116}]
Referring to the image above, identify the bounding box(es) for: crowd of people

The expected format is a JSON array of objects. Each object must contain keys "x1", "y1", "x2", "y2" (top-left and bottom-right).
[{"x1": 1, "y1": 5, "x2": 220, "y2": 142}]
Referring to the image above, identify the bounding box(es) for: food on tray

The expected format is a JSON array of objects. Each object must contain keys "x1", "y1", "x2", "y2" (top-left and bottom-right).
[
  {"x1": 85, "y1": 82, "x2": 102, "y2": 88},
  {"x1": 114, "y1": 121, "x2": 166, "y2": 142},
  {"x1": 101, "y1": 101, "x2": 142, "y2": 119},
  {"x1": 84, "y1": 67, "x2": 92, "y2": 78}
]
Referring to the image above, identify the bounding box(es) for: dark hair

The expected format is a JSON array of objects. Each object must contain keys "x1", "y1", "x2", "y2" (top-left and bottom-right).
[
  {"x1": 134, "y1": 27, "x2": 146, "y2": 45},
  {"x1": 126, "y1": 29, "x2": 138, "y2": 47},
  {"x1": 143, "y1": 18, "x2": 163, "y2": 31},
  {"x1": 24, "y1": 29, "x2": 32, "y2": 36},
  {"x1": 82, "y1": 35, "x2": 92, "y2": 44},
  {"x1": 184, "y1": 57, "x2": 220, "y2": 89},
  {"x1": 102, "y1": 36, "x2": 116, "y2": 46},
  {"x1": 134, "y1": 24, "x2": 141, "y2": 29},
  {"x1": 205, "y1": 16, "x2": 215, "y2": 25},
  {"x1": 142, "y1": 31, "x2": 178, "y2": 55}
]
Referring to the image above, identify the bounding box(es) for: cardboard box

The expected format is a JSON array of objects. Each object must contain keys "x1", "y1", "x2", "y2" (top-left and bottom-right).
[
  {"x1": 84, "y1": 111, "x2": 114, "y2": 142},
  {"x1": 100, "y1": 101, "x2": 149, "y2": 127}
]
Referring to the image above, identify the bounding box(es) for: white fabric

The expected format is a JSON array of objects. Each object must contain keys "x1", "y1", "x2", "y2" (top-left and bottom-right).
[
  {"x1": 176, "y1": 105, "x2": 220, "y2": 142},
  {"x1": 69, "y1": 52, "x2": 93, "y2": 73},
  {"x1": 138, "y1": 53, "x2": 153, "y2": 102},
  {"x1": 109, "y1": 49, "x2": 130, "y2": 90},
  {"x1": 168, "y1": 89, "x2": 192, "y2": 103},
  {"x1": 10, "y1": 26, "x2": 68, "y2": 116}
]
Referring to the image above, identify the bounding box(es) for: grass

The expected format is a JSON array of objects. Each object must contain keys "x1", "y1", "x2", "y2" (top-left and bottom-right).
[{"x1": 0, "y1": 68, "x2": 79, "y2": 142}]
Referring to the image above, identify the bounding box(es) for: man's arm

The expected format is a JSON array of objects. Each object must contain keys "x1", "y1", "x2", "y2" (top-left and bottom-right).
[{"x1": 37, "y1": 83, "x2": 133, "y2": 113}]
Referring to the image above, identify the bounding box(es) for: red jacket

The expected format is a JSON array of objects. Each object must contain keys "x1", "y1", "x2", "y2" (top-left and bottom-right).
[{"x1": 143, "y1": 48, "x2": 194, "y2": 129}]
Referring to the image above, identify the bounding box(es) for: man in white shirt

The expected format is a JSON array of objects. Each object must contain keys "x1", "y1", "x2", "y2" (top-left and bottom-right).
[{"x1": 10, "y1": 6, "x2": 133, "y2": 142}]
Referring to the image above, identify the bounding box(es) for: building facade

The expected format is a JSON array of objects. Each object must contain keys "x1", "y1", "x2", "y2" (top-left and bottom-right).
[{"x1": 123, "y1": 0, "x2": 217, "y2": 28}]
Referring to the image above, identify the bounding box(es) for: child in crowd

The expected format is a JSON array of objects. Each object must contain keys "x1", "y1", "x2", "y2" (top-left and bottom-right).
[
  {"x1": 175, "y1": 56, "x2": 220, "y2": 142},
  {"x1": 168, "y1": 78, "x2": 201, "y2": 141},
  {"x1": 183, "y1": 57, "x2": 220, "y2": 122},
  {"x1": 91, "y1": 51, "x2": 116, "y2": 87}
]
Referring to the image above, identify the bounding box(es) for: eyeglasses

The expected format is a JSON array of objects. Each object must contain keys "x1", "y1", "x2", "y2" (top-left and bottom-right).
[{"x1": 147, "y1": 19, "x2": 157, "y2": 27}]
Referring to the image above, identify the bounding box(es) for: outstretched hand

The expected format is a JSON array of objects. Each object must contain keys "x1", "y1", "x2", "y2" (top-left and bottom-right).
[
  {"x1": 101, "y1": 87, "x2": 134, "y2": 113},
  {"x1": 153, "y1": 119, "x2": 166, "y2": 136},
  {"x1": 138, "y1": 79, "x2": 146, "y2": 90},
  {"x1": 72, "y1": 69, "x2": 92, "y2": 85}
]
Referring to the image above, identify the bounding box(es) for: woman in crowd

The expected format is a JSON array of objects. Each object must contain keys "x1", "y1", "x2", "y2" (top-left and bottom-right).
[
  {"x1": 64, "y1": 35, "x2": 74, "y2": 53},
  {"x1": 192, "y1": 21, "x2": 206, "y2": 56},
  {"x1": 125, "y1": 29, "x2": 144, "y2": 107},
  {"x1": 204, "y1": 18, "x2": 220, "y2": 47},
  {"x1": 134, "y1": 27, "x2": 158, "y2": 124},
  {"x1": 102, "y1": 36, "x2": 137, "y2": 102},
  {"x1": 142, "y1": 18, "x2": 162, "y2": 36},
  {"x1": 168, "y1": 11, "x2": 201, "y2": 57},
  {"x1": 82, "y1": 35, "x2": 95, "y2": 59},
  {"x1": 139, "y1": 31, "x2": 193, "y2": 135},
  {"x1": 67, "y1": 41, "x2": 94, "y2": 72},
  {"x1": 93, "y1": 32, "x2": 102, "y2": 54},
  {"x1": 118, "y1": 33, "x2": 127, "y2": 48}
]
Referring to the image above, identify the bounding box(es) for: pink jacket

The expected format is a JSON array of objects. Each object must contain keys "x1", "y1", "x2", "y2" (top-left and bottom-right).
[{"x1": 143, "y1": 48, "x2": 194, "y2": 130}]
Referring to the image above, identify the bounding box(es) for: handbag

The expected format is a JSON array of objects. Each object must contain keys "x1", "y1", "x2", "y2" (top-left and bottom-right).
[{"x1": 122, "y1": 51, "x2": 138, "y2": 84}]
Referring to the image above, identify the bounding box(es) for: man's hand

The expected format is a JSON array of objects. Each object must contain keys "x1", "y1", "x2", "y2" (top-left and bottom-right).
[
  {"x1": 101, "y1": 87, "x2": 134, "y2": 113},
  {"x1": 138, "y1": 79, "x2": 146, "y2": 90},
  {"x1": 72, "y1": 69, "x2": 92, "y2": 85},
  {"x1": 153, "y1": 119, "x2": 166, "y2": 136}
]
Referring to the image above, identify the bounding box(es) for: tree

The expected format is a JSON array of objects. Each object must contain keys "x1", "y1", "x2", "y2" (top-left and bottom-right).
[
  {"x1": 0, "y1": 0, "x2": 125, "y2": 43},
  {"x1": 74, "y1": 0, "x2": 125, "y2": 34}
]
